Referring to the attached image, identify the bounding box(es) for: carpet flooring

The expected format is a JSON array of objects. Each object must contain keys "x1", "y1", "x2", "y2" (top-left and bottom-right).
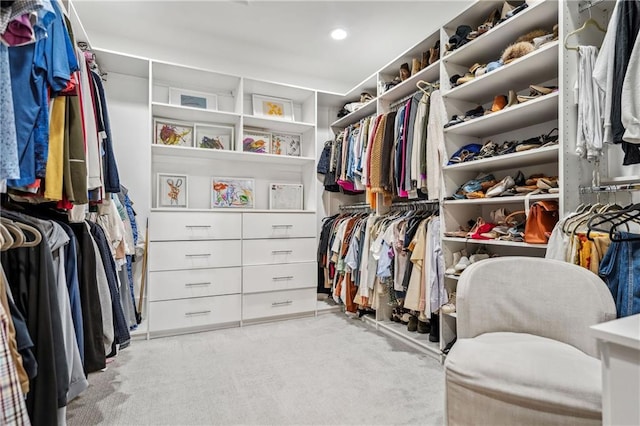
[{"x1": 67, "y1": 313, "x2": 445, "y2": 425}]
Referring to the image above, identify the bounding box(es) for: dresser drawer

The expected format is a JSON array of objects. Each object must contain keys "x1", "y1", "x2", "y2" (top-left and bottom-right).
[
  {"x1": 149, "y1": 240, "x2": 241, "y2": 271},
  {"x1": 243, "y1": 262, "x2": 316, "y2": 294},
  {"x1": 242, "y1": 213, "x2": 315, "y2": 239},
  {"x1": 149, "y1": 294, "x2": 241, "y2": 332},
  {"x1": 149, "y1": 267, "x2": 241, "y2": 301},
  {"x1": 242, "y1": 238, "x2": 315, "y2": 265},
  {"x1": 150, "y1": 212, "x2": 241, "y2": 241},
  {"x1": 242, "y1": 288, "x2": 316, "y2": 320}
]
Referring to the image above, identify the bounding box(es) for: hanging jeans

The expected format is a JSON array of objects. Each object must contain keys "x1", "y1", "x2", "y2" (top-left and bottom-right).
[{"x1": 598, "y1": 232, "x2": 640, "y2": 317}]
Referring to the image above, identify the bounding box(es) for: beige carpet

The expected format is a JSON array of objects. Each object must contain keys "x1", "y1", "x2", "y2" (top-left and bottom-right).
[{"x1": 67, "y1": 313, "x2": 444, "y2": 425}]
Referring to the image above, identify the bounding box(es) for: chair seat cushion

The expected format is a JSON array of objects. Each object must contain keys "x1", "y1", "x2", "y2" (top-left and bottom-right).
[{"x1": 445, "y1": 332, "x2": 602, "y2": 416}]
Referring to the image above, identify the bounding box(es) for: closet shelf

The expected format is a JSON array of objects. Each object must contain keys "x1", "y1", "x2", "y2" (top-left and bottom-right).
[
  {"x1": 151, "y1": 144, "x2": 315, "y2": 166},
  {"x1": 443, "y1": 193, "x2": 560, "y2": 205},
  {"x1": 444, "y1": 92, "x2": 558, "y2": 138},
  {"x1": 444, "y1": 312, "x2": 458, "y2": 318},
  {"x1": 442, "y1": 237, "x2": 548, "y2": 249},
  {"x1": 443, "y1": 1, "x2": 559, "y2": 67},
  {"x1": 378, "y1": 60, "x2": 440, "y2": 104},
  {"x1": 152, "y1": 103, "x2": 241, "y2": 126},
  {"x1": 330, "y1": 97, "x2": 378, "y2": 129},
  {"x1": 243, "y1": 115, "x2": 315, "y2": 133},
  {"x1": 443, "y1": 145, "x2": 559, "y2": 173},
  {"x1": 362, "y1": 316, "x2": 441, "y2": 356},
  {"x1": 443, "y1": 42, "x2": 559, "y2": 104},
  {"x1": 93, "y1": 47, "x2": 149, "y2": 78},
  {"x1": 445, "y1": 274, "x2": 460, "y2": 281}
]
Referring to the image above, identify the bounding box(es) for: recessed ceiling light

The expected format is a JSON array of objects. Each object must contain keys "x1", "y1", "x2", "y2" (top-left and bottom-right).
[{"x1": 331, "y1": 28, "x2": 348, "y2": 40}]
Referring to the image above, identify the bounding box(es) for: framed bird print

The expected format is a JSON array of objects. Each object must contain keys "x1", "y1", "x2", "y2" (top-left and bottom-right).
[
  {"x1": 194, "y1": 124, "x2": 234, "y2": 150},
  {"x1": 154, "y1": 119, "x2": 194, "y2": 147},
  {"x1": 242, "y1": 130, "x2": 271, "y2": 154},
  {"x1": 157, "y1": 173, "x2": 188, "y2": 208}
]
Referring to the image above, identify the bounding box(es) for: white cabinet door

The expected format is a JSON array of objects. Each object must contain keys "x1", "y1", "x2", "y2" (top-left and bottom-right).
[
  {"x1": 149, "y1": 294, "x2": 241, "y2": 332},
  {"x1": 242, "y1": 213, "x2": 315, "y2": 239},
  {"x1": 242, "y1": 238, "x2": 315, "y2": 265},
  {"x1": 242, "y1": 288, "x2": 316, "y2": 320},
  {"x1": 243, "y1": 262, "x2": 316, "y2": 293},
  {"x1": 149, "y1": 267, "x2": 241, "y2": 301},
  {"x1": 150, "y1": 212, "x2": 241, "y2": 241},
  {"x1": 149, "y1": 240, "x2": 241, "y2": 271}
]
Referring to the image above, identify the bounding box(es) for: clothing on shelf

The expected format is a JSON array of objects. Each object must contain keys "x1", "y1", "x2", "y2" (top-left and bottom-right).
[
  {"x1": 546, "y1": 202, "x2": 640, "y2": 318},
  {"x1": 0, "y1": 189, "x2": 141, "y2": 426},
  {"x1": 1, "y1": 0, "x2": 121, "y2": 204},
  {"x1": 318, "y1": 204, "x2": 446, "y2": 325}
]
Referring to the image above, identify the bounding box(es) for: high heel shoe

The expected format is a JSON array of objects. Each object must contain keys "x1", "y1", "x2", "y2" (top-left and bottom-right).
[{"x1": 507, "y1": 89, "x2": 519, "y2": 107}]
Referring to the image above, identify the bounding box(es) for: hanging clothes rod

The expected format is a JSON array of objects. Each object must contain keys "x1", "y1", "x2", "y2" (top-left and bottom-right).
[
  {"x1": 579, "y1": 183, "x2": 640, "y2": 194},
  {"x1": 389, "y1": 90, "x2": 421, "y2": 110},
  {"x1": 578, "y1": 0, "x2": 607, "y2": 13},
  {"x1": 339, "y1": 203, "x2": 371, "y2": 212},
  {"x1": 389, "y1": 199, "x2": 439, "y2": 211}
]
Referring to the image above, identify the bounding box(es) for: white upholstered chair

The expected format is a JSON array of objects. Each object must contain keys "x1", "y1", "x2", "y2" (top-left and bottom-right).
[{"x1": 444, "y1": 256, "x2": 617, "y2": 426}]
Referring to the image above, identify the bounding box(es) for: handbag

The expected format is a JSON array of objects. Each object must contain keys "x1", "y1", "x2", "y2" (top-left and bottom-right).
[{"x1": 524, "y1": 200, "x2": 559, "y2": 244}]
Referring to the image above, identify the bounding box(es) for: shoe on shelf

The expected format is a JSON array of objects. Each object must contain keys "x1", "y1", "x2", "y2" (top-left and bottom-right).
[
  {"x1": 400, "y1": 63, "x2": 411, "y2": 81},
  {"x1": 446, "y1": 250, "x2": 465, "y2": 275},
  {"x1": 486, "y1": 175, "x2": 515, "y2": 197},
  {"x1": 417, "y1": 318, "x2": 430, "y2": 334},
  {"x1": 440, "y1": 292, "x2": 457, "y2": 314},
  {"x1": 454, "y1": 255, "x2": 471, "y2": 272},
  {"x1": 442, "y1": 337, "x2": 457, "y2": 355},
  {"x1": 411, "y1": 58, "x2": 421, "y2": 76},
  {"x1": 407, "y1": 314, "x2": 418, "y2": 332},
  {"x1": 469, "y1": 253, "x2": 490, "y2": 263},
  {"x1": 485, "y1": 94, "x2": 508, "y2": 114},
  {"x1": 507, "y1": 89, "x2": 519, "y2": 108},
  {"x1": 429, "y1": 40, "x2": 440, "y2": 64}
]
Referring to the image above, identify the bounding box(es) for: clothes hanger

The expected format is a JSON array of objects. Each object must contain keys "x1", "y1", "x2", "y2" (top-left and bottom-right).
[
  {"x1": 0, "y1": 221, "x2": 25, "y2": 248},
  {"x1": 0, "y1": 224, "x2": 12, "y2": 251},
  {"x1": 564, "y1": 15, "x2": 606, "y2": 51},
  {"x1": 13, "y1": 222, "x2": 42, "y2": 247}
]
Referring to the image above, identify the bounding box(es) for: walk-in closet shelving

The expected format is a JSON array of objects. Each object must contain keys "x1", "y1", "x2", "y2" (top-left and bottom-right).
[{"x1": 438, "y1": 0, "x2": 560, "y2": 352}]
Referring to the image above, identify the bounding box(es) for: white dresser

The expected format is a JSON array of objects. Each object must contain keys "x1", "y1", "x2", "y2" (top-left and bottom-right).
[{"x1": 147, "y1": 210, "x2": 316, "y2": 336}]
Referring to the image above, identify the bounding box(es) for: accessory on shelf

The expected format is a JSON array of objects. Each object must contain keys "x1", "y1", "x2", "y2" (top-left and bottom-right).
[
  {"x1": 524, "y1": 200, "x2": 560, "y2": 244},
  {"x1": 501, "y1": 41, "x2": 535, "y2": 64}
]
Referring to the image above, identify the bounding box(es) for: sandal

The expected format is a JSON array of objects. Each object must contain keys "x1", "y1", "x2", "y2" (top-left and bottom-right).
[{"x1": 476, "y1": 140, "x2": 499, "y2": 159}]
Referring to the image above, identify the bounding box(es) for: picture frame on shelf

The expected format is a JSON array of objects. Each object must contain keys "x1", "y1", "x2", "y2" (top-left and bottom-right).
[
  {"x1": 169, "y1": 88, "x2": 218, "y2": 110},
  {"x1": 211, "y1": 177, "x2": 255, "y2": 209},
  {"x1": 252, "y1": 94, "x2": 294, "y2": 121},
  {"x1": 269, "y1": 183, "x2": 303, "y2": 210},
  {"x1": 157, "y1": 173, "x2": 188, "y2": 208},
  {"x1": 154, "y1": 118, "x2": 194, "y2": 147},
  {"x1": 194, "y1": 124, "x2": 234, "y2": 150},
  {"x1": 271, "y1": 132, "x2": 301, "y2": 156},
  {"x1": 242, "y1": 130, "x2": 271, "y2": 154}
]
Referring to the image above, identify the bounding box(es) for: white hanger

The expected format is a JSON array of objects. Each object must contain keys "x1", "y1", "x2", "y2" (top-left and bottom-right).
[{"x1": 564, "y1": 16, "x2": 606, "y2": 51}]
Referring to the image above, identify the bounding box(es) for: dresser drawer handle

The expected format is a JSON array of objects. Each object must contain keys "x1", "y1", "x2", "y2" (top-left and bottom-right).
[
  {"x1": 271, "y1": 250, "x2": 293, "y2": 255},
  {"x1": 185, "y1": 253, "x2": 211, "y2": 257},
  {"x1": 184, "y1": 310, "x2": 211, "y2": 316},
  {"x1": 272, "y1": 276, "x2": 294, "y2": 281},
  {"x1": 185, "y1": 225, "x2": 212, "y2": 229},
  {"x1": 272, "y1": 224, "x2": 293, "y2": 229},
  {"x1": 185, "y1": 282, "x2": 211, "y2": 287},
  {"x1": 272, "y1": 300, "x2": 293, "y2": 307}
]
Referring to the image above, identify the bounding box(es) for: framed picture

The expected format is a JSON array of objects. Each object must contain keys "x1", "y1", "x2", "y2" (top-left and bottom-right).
[
  {"x1": 269, "y1": 183, "x2": 303, "y2": 210},
  {"x1": 154, "y1": 119, "x2": 194, "y2": 147},
  {"x1": 195, "y1": 124, "x2": 234, "y2": 150},
  {"x1": 157, "y1": 173, "x2": 188, "y2": 208},
  {"x1": 252, "y1": 94, "x2": 294, "y2": 121},
  {"x1": 243, "y1": 130, "x2": 271, "y2": 154},
  {"x1": 271, "y1": 132, "x2": 301, "y2": 156},
  {"x1": 211, "y1": 177, "x2": 255, "y2": 208},
  {"x1": 169, "y1": 88, "x2": 218, "y2": 110}
]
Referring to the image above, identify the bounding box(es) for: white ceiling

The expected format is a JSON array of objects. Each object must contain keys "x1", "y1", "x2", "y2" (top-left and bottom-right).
[{"x1": 73, "y1": 1, "x2": 470, "y2": 94}]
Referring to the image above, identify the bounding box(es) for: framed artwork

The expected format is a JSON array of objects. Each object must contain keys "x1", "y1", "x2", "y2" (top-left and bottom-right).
[
  {"x1": 169, "y1": 88, "x2": 218, "y2": 110},
  {"x1": 271, "y1": 132, "x2": 301, "y2": 156},
  {"x1": 269, "y1": 183, "x2": 303, "y2": 210},
  {"x1": 195, "y1": 124, "x2": 234, "y2": 150},
  {"x1": 243, "y1": 130, "x2": 271, "y2": 154},
  {"x1": 157, "y1": 174, "x2": 188, "y2": 208},
  {"x1": 211, "y1": 177, "x2": 255, "y2": 208},
  {"x1": 252, "y1": 94, "x2": 294, "y2": 121},
  {"x1": 154, "y1": 119, "x2": 194, "y2": 147}
]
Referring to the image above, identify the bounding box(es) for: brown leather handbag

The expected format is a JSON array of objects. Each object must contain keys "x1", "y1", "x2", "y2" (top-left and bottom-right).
[{"x1": 524, "y1": 200, "x2": 559, "y2": 244}]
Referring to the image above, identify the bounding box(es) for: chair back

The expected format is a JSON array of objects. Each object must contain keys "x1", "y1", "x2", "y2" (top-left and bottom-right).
[{"x1": 456, "y1": 256, "x2": 616, "y2": 357}]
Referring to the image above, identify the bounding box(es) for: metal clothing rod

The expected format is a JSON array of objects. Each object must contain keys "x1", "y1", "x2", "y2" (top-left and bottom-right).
[
  {"x1": 389, "y1": 90, "x2": 421, "y2": 110},
  {"x1": 579, "y1": 183, "x2": 640, "y2": 194},
  {"x1": 578, "y1": 0, "x2": 606, "y2": 13},
  {"x1": 339, "y1": 203, "x2": 371, "y2": 212},
  {"x1": 389, "y1": 199, "x2": 439, "y2": 211}
]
